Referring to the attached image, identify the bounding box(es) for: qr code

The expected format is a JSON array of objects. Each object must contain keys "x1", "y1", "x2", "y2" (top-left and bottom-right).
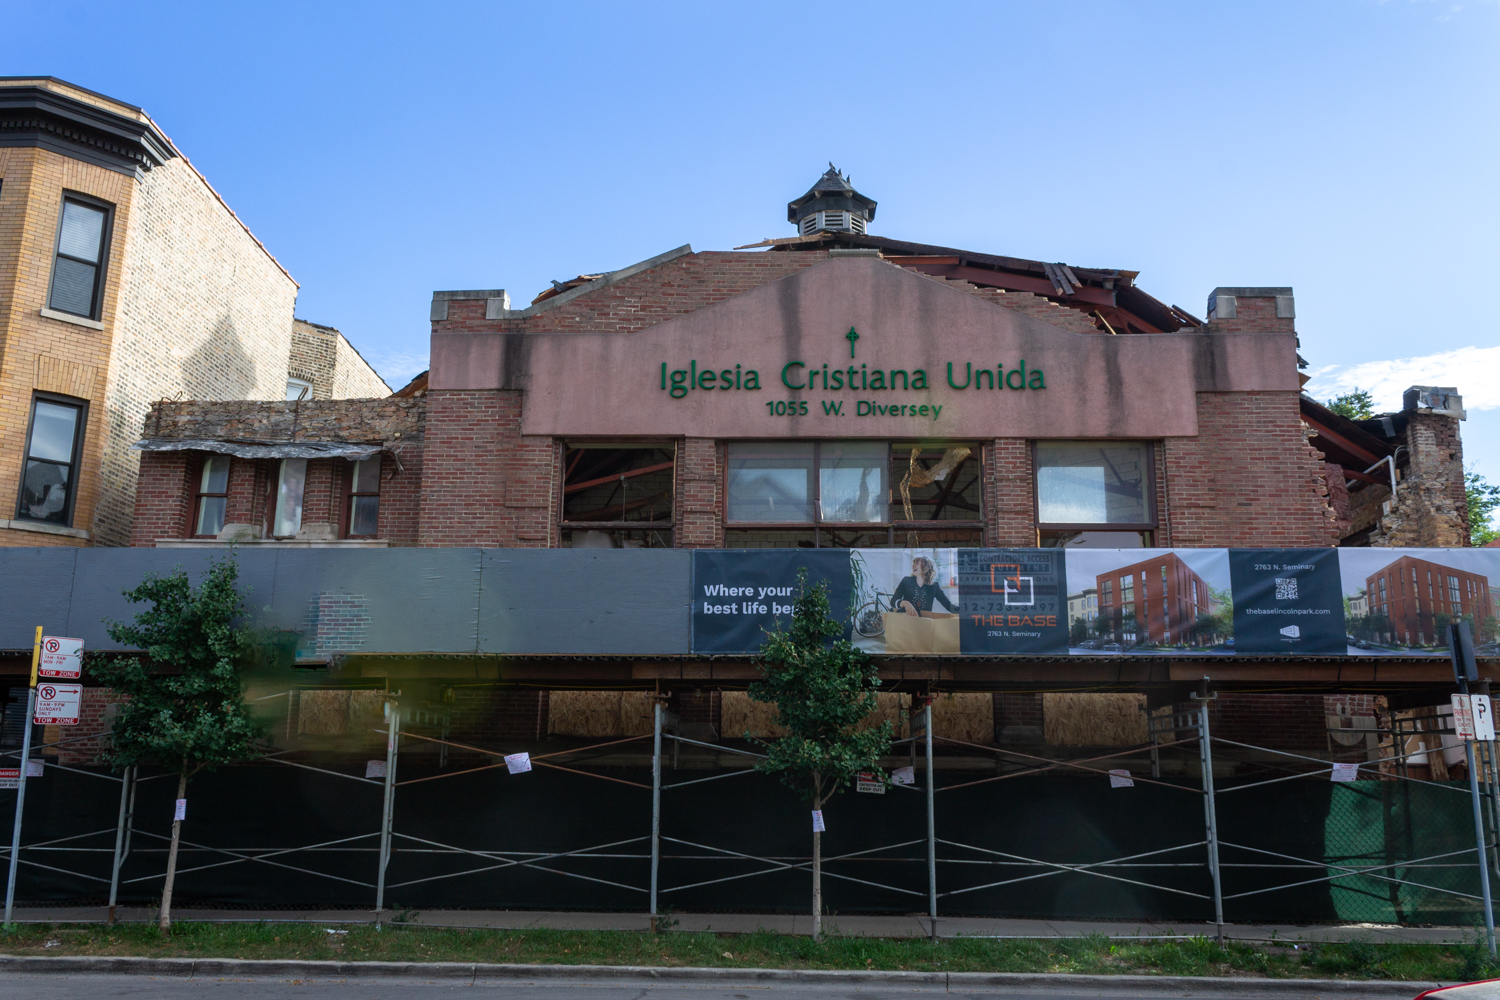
[{"x1": 1275, "y1": 577, "x2": 1298, "y2": 600}]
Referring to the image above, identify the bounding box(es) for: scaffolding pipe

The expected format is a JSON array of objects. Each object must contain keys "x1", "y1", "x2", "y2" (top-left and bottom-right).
[
  {"x1": 925, "y1": 701, "x2": 937, "y2": 941},
  {"x1": 375, "y1": 704, "x2": 399, "y2": 916},
  {"x1": 106, "y1": 766, "x2": 134, "y2": 925},
  {"x1": 650, "y1": 701, "x2": 662, "y2": 919},
  {"x1": 1452, "y1": 623, "x2": 1496, "y2": 957},
  {"x1": 4, "y1": 628, "x2": 40, "y2": 928},
  {"x1": 1196, "y1": 681, "x2": 1224, "y2": 946}
]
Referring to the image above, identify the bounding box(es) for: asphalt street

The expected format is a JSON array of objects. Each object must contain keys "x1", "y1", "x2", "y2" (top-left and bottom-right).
[{"x1": 0, "y1": 974, "x2": 1426, "y2": 1000}]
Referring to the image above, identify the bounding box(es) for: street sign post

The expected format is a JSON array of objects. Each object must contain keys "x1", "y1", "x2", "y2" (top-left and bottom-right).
[
  {"x1": 4, "y1": 627, "x2": 41, "y2": 924},
  {"x1": 37, "y1": 637, "x2": 82, "y2": 680}
]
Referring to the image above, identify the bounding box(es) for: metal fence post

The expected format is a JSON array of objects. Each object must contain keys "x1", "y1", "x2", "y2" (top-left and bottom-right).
[
  {"x1": 1195, "y1": 683, "x2": 1224, "y2": 946},
  {"x1": 925, "y1": 700, "x2": 937, "y2": 941},
  {"x1": 107, "y1": 765, "x2": 135, "y2": 925},
  {"x1": 1451, "y1": 624, "x2": 1496, "y2": 956},
  {"x1": 650, "y1": 701, "x2": 662, "y2": 920},
  {"x1": 375, "y1": 704, "x2": 399, "y2": 916},
  {"x1": 4, "y1": 627, "x2": 40, "y2": 926}
]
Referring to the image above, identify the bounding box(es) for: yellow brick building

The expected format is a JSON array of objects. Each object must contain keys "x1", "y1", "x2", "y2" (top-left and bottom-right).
[{"x1": 0, "y1": 77, "x2": 387, "y2": 547}]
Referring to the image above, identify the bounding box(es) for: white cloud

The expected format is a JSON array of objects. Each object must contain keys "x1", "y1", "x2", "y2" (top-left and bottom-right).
[
  {"x1": 369, "y1": 351, "x2": 430, "y2": 388},
  {"x1": 1302, "y1": 346, "x2": 1500, "y2": 412}
]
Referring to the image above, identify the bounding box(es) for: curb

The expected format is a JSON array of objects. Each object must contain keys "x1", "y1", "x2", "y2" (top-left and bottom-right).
[{"x1": 0, "y1": 955, "x2": 1446, "y2": 995}]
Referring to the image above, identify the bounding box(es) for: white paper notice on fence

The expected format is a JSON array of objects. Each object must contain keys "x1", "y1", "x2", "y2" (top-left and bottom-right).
[
  {"x1": 365, "y1": 760, "x2": 386, "y2": 779},
  {"x1": 0, "y1": 770, "x2": 18, "y2": 790},
  {"x1": 856, "y1": 771, "x2": 885, "y2": 794},
  {"x1": 1108, "y1": 769, "x2": 1134, "y2": 788},
  {"x1": 174, "y1": 799, "x2": 187, "y2": 821},
  {"x1": 811, "y1": 810, "x2": 825, "y2": 832},
  {"x1": 505, "y1": 752, "x2": 531, "y2": 775},
  {"x1": 1474, "y1": 695, "x2": 1496, "y2": 742},
  {"x1": 1331, "y1": 763, "x2": 1360, "y2": 782},
  {"x1": 891, "y1": 766, "x2": 915, "y2": 786},
  {"x1": 25, "y1": 759, "x2": 43, "y2": 777}
]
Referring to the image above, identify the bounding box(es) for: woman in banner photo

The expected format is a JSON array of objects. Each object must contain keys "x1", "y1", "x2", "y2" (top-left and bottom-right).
[{"x1": 892, "y1": 555, "x2": 958, "y2": 616}]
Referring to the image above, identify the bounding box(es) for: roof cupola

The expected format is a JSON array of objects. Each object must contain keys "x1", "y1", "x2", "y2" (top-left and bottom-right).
[{"x1": 787, "y1": 163, "x2": 877, "y2": 235}]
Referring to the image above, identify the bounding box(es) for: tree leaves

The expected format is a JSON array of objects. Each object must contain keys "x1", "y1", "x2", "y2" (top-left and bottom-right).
[
  {"x1": 748, "y1": 569, "x2": 893, "y2": 802},
  {"x1": 89, "y1": 555, "x2": 265, "y2": 775}
]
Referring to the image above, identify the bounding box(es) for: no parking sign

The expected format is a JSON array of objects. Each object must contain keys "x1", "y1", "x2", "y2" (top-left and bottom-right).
[{"x1": 34, "y1": 684, "x2": 81, "y2": 725}]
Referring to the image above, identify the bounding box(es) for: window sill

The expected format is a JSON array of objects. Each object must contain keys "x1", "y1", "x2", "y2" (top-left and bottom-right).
[
  {"x1": 0, "y1": 518, "x2": 89, "y2": 540},
  {"x1": 154, "y1": 538, "x2": 390, "y2": 548},
  {"x1": 39, "y1": 308, "x2": 105, "y2": 331}
]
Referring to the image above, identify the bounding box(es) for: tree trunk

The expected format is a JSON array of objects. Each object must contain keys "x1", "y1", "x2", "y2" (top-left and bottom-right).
[
  {"x1": 812, "y1": 789, "x2": 823, "y2": 942},
  {"x1": 159, "y1": 769, "x2": 188, "y2": 935}
]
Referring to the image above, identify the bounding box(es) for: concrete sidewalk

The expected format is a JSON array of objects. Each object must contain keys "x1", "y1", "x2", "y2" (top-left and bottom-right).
[{"x1": 7, "y1": 906, "x2": 1484, "y2": 944}]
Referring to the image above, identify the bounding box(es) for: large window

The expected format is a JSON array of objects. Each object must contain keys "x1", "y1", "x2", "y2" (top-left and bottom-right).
[
  {"x1": 195, "y1": 455, "x2": 231, "y2": 537},
  {"x1": 345, "y1": 457, "x2": 381, "y2": 537},
  {"x1": 16, "y1": 395, "x2": 86, "y2": 526},
  {"x1": 1034, "y1": 441, "x2": 1155, "y2": 546},
  {"x1": 560, "y1": 444, "x2": 675, "y2": 548},
  {"x1": 726, "y1": 441, "x2": 980, "y2": 548},
  {"x1": 47, "y1": 197, "x2": 111, "y2": 320}
]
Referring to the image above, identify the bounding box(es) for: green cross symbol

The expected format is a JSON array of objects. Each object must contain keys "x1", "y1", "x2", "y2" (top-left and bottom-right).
[{"x1": 846, "y1": 326, "x2": 860, "y2": 358}]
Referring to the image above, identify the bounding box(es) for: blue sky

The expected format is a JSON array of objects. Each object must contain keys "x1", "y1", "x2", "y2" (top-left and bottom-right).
[{"x1": 6, "y1": 0, "x2": 1498, "y2": 486}]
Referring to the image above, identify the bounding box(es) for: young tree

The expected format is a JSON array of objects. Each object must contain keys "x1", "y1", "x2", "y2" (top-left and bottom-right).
[
  {"x1": 1466, "y1": 468, "x2": 1500, "y2": 547},
  {"x1": 1326, "y1": 388, "x2": 1375, "y2": 421},
  {"x1": 89, "y1": 556, "x2": 265, "y2": 934},
  {"x1": 748, "y1": 570, "x2": 893, "y2": 941}
]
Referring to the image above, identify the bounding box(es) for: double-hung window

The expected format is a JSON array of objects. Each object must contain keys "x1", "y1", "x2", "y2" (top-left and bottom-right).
[
  {"x1": 16, "y1": 395, "x2": 86, "y2": 526},
  {"x1": 272, "y1": 458, "x2": 308, "y2": 537},
  {"x1": 195, "y1": 456, "x2": 231, "y2": 536},
  {"x1": 1034, "y1": 441, "x2": 1155, "y2": 547},
  {"x1": 48, "y1": 197, "x2": 112, "y2": 320},
  {"x1": 345, "y1": 457, "x2": 381, "y2": 537}
]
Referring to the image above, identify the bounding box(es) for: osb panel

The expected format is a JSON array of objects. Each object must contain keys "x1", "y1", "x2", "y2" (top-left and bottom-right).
[
  {"x1": 620, "y1": 692, "x2": 655, "y2": 736},
  {"x1": 1044, "y1": 693, "x2": 1148, "y2": 747},
  {"x1": 723, "y1": 691, "x2": 907, "y2": 740},
  {"x1": 721, "y1": 692, "x2": 785, "y2": 739},
  {"x1": 298, "y1": 690, "x2": 349, "y2": 735},
  {"x1": 931, "y1": 692, "x2": 993, "y2": 745},
  {"x1": 549, "y1": 691, "x2": 625, "y2": 737}
]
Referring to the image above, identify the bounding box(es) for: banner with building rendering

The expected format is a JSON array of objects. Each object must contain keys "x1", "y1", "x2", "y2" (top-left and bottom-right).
[{"x1": 690, "y1": 547, "x2": 1500, "y2": 657}]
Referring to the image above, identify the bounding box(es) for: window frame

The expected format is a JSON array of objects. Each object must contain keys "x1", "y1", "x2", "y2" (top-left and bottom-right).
[
  {"x1": 14, "y1": 391, "x2": 88, "y2": 527},
  {"x1": 46, "y1": 193, "x2": 114, "y2": 321},
  {"x1": 271, "y1": 457, "x2": 308, "y2": 539},
  {"x1": 722, "y1": 439, "x2": 984, "y2": 547},
  {"x1": 193, "y1": 454, "x2": 232, "y2": 538},
  {"x1": 342, "y1": 455, "x2": 382, "y2": 538},
  {"x1": 1030, "y1": 440, "x2": 1158, "y2": 533}
]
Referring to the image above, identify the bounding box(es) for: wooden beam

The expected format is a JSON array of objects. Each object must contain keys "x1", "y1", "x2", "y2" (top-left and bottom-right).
[
  {"x1": 1303, "y1": 417, "x2": 1382, "y2": 467},
  {"x1": 564, "y1": 461, "x2": 674, "y2": 495}
]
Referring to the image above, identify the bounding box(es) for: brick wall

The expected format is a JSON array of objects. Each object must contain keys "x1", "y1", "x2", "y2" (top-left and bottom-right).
[
  {"x1": 995, "y1": 692, "x2": 1044, "y2": 744},
  {"x1": 1210, "y1": 693, "x2": 1328, "y2": 752},
  {"x1": 985, "y1": 439, "x2": 1036, "y2": 546},
  {"x1": 290, "y1": 319, "x2": 391, "y2": 400},
  {"x1": 130, "y1": 451, "x2": 196, "y2": 544},
  {"x1": 675, "y1": 438, "x2": 722, "y2": 547},
  {"x1": 1371, "y1": 412, "x2": 1468, "y2": 547},
  {"x1": 435, "y1": 251, "x2": 827, "y2": 337},
  {"x1": 1163, "y1": 392, "x2": 1338, "y2": 547},
  {"x1": 420, "y1": 390, "x2": 508, "y2": 546}
]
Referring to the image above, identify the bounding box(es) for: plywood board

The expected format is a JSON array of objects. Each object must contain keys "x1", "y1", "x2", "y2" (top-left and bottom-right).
[{"x1": 1043, "y1": 693, "x2": 1148, "y2": 746}]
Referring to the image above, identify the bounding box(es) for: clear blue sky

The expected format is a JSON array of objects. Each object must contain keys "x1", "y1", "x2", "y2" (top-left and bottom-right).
[{"x1": 7, "y1": 0, "x2": 1498, "y2": 485}]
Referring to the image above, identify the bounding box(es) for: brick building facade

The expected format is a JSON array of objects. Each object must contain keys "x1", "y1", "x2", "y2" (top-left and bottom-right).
[{"x1": 109, "y1": 166, "x2": 1477, "y2": 760}]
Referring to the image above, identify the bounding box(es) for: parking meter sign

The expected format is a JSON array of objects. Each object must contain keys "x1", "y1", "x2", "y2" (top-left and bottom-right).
[
  {"x1": 38, "y1": 636, "x2": 83, "y2": 679},
  {"x1": 34, "y1": 683, "x2": 81, "y2": 725}
]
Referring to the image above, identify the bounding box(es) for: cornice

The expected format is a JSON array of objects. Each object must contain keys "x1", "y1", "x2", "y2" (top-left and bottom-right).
[{"x1": 0, "y1": 85, "x2": 176, "y2": 178}]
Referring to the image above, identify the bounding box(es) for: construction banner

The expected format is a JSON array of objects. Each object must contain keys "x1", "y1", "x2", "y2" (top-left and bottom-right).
[{"x1": 689, "y1": 547, "x2": 1500, "y2": 657}]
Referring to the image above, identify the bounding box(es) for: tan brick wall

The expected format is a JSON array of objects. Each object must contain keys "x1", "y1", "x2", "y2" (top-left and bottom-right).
[
  {"x1": 0, "y1": 146, "x2": 137, "y2": 548},
  {"x1": 332, "y1": 330, "x2": 390, "y2": 398},
  {"x1": 94, "y1": 156, "x2": 298, "y2": 546}
]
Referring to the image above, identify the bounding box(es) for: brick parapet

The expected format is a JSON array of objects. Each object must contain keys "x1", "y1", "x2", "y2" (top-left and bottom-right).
[{"x1": 141, "y1": 398, "x2": 423, "y2": 445}]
